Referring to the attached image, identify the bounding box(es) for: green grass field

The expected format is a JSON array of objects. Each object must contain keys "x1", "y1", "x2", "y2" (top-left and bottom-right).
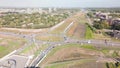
[
  {"x1": 40, "y1": 43, "x2": 120, "y2": 68},
  {"x1": 34, "y1": 44, "x2": 50, "y2": 57},
  {"x1": 40, "y1": 43, "x2": 108, "y2": 68},
  {"x1": 0, "y1": 38, "x2": 26, "y2": 58},
  {"x1": 20, "y1": 43, "x2": 50, "y2": 57},
  {"x1": 45, "y1": 59, "x2": 96, "y2": 68},
  {"x1": 41, "y1": 44, "x2": 100, "y2": 62},
  {"x1": 85, "y1": 25, "x2": 93, "y2": 39},
  {"x1": 40, "y1": 44, "x2": 100, "y2": 65},
  {"x1": 20, "y1": 43, "x2": 35, "y2": 54},
  {"x1": 50, "y1": 21, "x2": 70, "y2": 34},
  {"x1": 45, "y1": 44, "x2": 91, "y2": 57}
]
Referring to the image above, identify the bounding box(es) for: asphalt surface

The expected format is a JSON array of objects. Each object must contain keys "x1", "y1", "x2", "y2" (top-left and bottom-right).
[
  {"x1": 29, "y1": 37, "x2": 120, "y2": 67},
  {"x1": 29, "y1": 13, "x2": 120, "y2": 67},
  {"x1": 0, "y1": 21, "x2": 120, "y2": 68},
  {"x1": 0, "y1": 55, "x2": 28, "y2": 68}
]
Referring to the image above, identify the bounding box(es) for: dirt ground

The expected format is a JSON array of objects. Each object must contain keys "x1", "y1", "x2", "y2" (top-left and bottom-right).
[
  {"x1": 66, "y1": 11, "x2": 87, "y2": 39},
  {"x1": 72, "y1": 23, "x2": 86, "y2": 38},
  {"x1": 0, "y1": 34, "x2": 26, "y2": 58},
  {"x1": 41, "y1": 47, "x2": 104, "y2": 66},
  {"x1": 69, "y1": 61, "x2": 106, "y2": 68},
  {"x1": 0, "y1": 34, "x2": 26, "y2": 46},
  {"x1": 0, "y1": 34, "x2": 20, "y2": 39}
]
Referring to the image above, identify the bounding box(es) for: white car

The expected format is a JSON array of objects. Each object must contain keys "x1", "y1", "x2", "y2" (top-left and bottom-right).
[{"x1": 87, "y1": 40, "x2": 91, "y2": 44}]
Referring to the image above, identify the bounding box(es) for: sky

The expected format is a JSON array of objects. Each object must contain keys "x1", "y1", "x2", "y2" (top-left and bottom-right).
[{"x1": 0, "y1": 0, "x2": 120, "y2": 8}]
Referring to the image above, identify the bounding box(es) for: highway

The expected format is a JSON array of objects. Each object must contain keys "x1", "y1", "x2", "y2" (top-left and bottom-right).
[
  {"x1": 0, "y1": 25, "x2": 120, "y2": 68},
  {"x1": 0, "y1": 31, "x2": 37, "y2": 68},
  {"x1": 0, "y1": 13, "x2": 120, "y2": 68},
  {"x1": 29, "y1": 37, "x2": 120, "y2": 67},
  {"x1": 30, "y1": 45, "x2": 54, "y2": 67}
]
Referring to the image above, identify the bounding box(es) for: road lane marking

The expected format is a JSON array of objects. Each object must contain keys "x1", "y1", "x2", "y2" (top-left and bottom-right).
[
  {"x1": 50, "y1": 21, "x2": 65, "y2": 31},
  {"x1": 64, "y1": 22, "x2": 74, "y2": 33}
]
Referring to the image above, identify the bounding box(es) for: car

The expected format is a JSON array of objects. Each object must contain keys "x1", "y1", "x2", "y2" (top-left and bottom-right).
[
  {"x1": 58, "y1": 44, "x2": 61, "y2": 46},
  {"x1": 87, "y1": 40, "x2": 91, "y2": 43}
]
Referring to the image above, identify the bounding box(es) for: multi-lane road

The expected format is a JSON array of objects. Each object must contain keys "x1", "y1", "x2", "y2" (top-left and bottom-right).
[
  {"x1": 0, "y1": 31, "x2": 120, "y2": 68},
  {"x1": 29, "y1": 37, "x2": 120, "y2": 67},
  {"x1": 0, "y1": 12, "x2": 120, "y2": 68}
]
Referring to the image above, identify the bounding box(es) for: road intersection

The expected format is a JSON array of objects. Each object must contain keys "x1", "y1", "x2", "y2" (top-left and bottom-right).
[
  {"x1": 0, "y1": 12, "x2": 120, "y2": 68},
  {"x1": 0, "y1": 30, "x2": 120, "y2": 68}
]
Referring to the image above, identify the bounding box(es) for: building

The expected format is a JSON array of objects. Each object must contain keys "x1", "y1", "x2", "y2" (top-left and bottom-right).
[
  {"x1": 95, "y1": 12, "x2": 109, "y2": 20},
  {"x1": 113, "y1": 30, "x2": 120, "y2": 39},
  {"x1": 112, "y1": 18, "x2": 120, "y2": 25}
]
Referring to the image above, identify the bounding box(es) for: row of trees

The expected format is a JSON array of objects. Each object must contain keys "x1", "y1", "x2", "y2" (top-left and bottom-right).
[
  {"x1": 0, "y1": 11, "x2": 70, "y2": 29},
  {"x1": 93, "y1": 20, "x2": 110, "y2": 29},
  {"x1": 93, "y1": 19, "x2": 120, "y2": 30},
  {"x1": 88, "y1": 8, "x2": 120, "y2": 13},
  {"x1": 106, "y1": 62, "x2": 120, "y2": 68}
]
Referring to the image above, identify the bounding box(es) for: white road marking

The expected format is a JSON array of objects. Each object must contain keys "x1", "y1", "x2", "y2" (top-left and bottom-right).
[
  {"x1": 36, "y1": 54, "x2": 46, "y2": 67},
  {"x1": 64, "y1": 22, "x2": 74, "y2": 33},
  {"x1": 25, "y1": 55, "x2": 34, "y2": 67},
  {"x1": 50, "y1": 21, "x2": 65, "y2": 31}
]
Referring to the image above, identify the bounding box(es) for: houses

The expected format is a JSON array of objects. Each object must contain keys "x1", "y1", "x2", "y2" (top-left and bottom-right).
[
  {"x1": 113, "y1": 30, "x2": 120, "y2": 39},
  {"x1": 111, "y1": 18, "x2": 120, "y2": 25},
  {"x1": 111, "y1": 18, "x2": 120, "y2": 31},
  {"x1": 94, "y1": 11, "x2": 120, "y2": 39},
  {"x1": 95, "y1": 12, "x2": 120, "y2": 25},
  {"x1": 108, "y1": 18, "x2": 120, "y2": 39},
  {"x1": 95, "y1": 12, "x2": 110, "y2": 20}
]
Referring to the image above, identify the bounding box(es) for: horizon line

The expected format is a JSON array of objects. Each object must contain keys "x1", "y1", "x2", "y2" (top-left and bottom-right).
[{"x1": 0, "y1": 6, "x2": 120, "y2": 9}]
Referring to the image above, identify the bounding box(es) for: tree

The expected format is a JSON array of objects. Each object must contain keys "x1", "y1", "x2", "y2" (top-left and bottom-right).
[
  {"x1": 111, "y1": 22, "x2": 120, "y2": 30},
  {"x1": 87, "y1": 12, "x2": 93, "y2": 18},
  {"x1": 93, "y1": 20, "x2": 110, "y2": 29},
  {"x1": 101, "y1": 20, "x2": 110, "y2": 29},
  {"x1": 93, "y1": 21, "x2": 103, "y2": 29}
]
